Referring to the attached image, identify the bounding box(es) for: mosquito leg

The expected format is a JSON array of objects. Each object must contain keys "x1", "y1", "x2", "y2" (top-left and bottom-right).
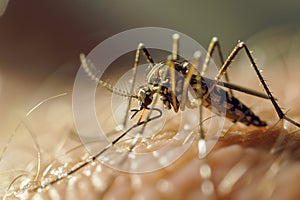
[
  {"x1": 210, "y1": 41, "x2": 300, "y2": 128},
  {"x1": 168, "y1": 34, "x2": 181, "y2": 112},
  {"x1": 123, "y1": 43, "x2": 155, "y2": 127},
  {"x1": 192, "y1": 52, "x2": 205, "y2": 140},
  {"x1": 181, "y1": 58, "x2": 196, "y2": 111},
  {"x1": 188, "y1": 50, "x2": 216, "y2": 197},
  {"x1": 203, "y1": 37, "x2": 233, "y2": 97}
]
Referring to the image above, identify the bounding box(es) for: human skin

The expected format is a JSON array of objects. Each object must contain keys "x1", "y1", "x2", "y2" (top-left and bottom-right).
[{"x1": 1, "y1": 36, "x2": 300, "y2": 200}]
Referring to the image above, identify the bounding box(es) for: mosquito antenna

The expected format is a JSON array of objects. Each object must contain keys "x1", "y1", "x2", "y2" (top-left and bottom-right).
[{"x1": 79, "y1": 54, "x2": 135, "y2": 99}]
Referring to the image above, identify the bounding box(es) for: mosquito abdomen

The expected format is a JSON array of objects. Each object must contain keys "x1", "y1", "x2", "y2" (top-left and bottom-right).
[{"x1": 203, "y1": 86, "x2": 267, "y2": 127}]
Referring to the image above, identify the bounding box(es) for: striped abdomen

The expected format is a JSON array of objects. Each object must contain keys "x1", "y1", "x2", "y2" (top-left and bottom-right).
[{"x1": 187, "y1": 69, "x2": 267, "y2": 127}]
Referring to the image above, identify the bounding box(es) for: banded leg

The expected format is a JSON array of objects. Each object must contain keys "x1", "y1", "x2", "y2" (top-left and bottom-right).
[
  {"x1": 210, "y1": 41, "x2": 300, "y2": 128},
  {"x1": 189, "y1": 44, "x2": 216, "y2": 199},
  {"x1": 124, "y1": 43, "x2": 155, "y2": 127},
  {"x1": 193, "y1": 52, "x2": 205, "y2": 139},
  {"x1": 203, "y1": 37, "x2": 233, "y2": 97}
]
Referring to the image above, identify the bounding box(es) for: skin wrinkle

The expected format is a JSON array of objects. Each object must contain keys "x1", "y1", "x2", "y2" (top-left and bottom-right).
[{"x1": 1, "y1": 38, "x2": 300, "y2": 200}]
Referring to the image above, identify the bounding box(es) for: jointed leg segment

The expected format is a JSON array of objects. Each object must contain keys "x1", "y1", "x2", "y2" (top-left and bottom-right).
[
  {"x1": 211, "y1": 41, "x2": 300, "y2": 128},
  {"x1": 203, "y1": 37, "x2": 233, "y2": 97}
]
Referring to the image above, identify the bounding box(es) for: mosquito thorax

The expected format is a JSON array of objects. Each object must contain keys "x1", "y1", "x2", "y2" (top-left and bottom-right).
[{"x1": 146, "y1": 57, "x2": 191, "y2": 85}]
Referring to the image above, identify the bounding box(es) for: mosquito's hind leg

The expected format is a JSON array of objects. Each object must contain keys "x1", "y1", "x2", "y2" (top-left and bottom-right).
[
  {"x1": 203, "y1": 37, "x2": 233, "y2": 97},
  {"x1": 211, "y1": 41, "x2": 300, "y2": 128}
]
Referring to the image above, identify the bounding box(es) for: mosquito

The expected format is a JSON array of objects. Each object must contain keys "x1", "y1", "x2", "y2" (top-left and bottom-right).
[
  {"x1": 82, "y1": 34, "x2": 300, "y2": 134},
  {"x1": 79, "y1": 33, "x2": 300, "y2": 198},
  {"x1": 80, "y1": 32, "x2": 300, "y2": 170}
]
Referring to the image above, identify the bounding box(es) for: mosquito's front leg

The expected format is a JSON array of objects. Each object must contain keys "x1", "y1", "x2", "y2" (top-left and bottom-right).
[
  {"x1": 203, "y1": 37, "x2": 233, "y2": 97},
  {"x1": 124, "y1": 43, "x2": 155, "y2": 127}
]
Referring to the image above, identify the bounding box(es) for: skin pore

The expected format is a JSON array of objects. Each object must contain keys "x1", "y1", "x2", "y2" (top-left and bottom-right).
[{"x1": 1, "y1": 33, "x2": 300, "y2": 200}]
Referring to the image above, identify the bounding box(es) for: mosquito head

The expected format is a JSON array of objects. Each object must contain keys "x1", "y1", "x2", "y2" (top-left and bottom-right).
[
  {"x1": 129, "y1": 85, "x2": 154, "y2": 121},
  {"x1": 136, "y1": 85, "x2": 154, "y2": 110}
]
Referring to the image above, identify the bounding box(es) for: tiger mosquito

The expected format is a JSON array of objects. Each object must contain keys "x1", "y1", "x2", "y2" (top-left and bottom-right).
[
  {"x1": 78, "y1": 33, "x2": 300, "y2": 171},
  {"x1": 79, "y1": 33, "x2": 300, "y2": 197},
  {"x1": 82, "y1": 34, "x2": 300, "y2": 135}
]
